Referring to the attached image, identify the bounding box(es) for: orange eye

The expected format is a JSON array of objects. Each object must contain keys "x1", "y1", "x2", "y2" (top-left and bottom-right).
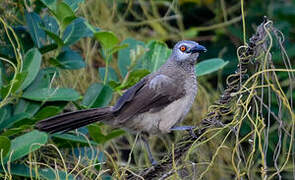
[{"x1": 180, "y1": 45, "x2": 186, "y2": 52}]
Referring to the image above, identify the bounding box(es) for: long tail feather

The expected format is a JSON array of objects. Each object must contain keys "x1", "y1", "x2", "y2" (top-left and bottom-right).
[{"x1": 35, "y1": 107, "x2": 113, "y2": 133}]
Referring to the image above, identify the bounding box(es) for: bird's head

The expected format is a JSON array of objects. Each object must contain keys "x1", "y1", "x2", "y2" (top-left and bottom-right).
[{"x1": 171, "y1": 40, "x2": 207, "y2": 65}]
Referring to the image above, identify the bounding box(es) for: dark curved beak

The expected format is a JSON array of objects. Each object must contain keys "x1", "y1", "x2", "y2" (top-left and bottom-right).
[{"x1": 188, "y1": 44, "x2": 207, "y2": 53}]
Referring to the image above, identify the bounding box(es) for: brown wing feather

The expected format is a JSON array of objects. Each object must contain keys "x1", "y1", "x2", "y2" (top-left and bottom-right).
[{"x1": 113, "y1": 74, "x2": 185, "y2": 123}]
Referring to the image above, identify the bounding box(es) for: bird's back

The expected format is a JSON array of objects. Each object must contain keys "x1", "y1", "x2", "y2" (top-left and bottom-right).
[{"x1": 109, "y1": 60, "x2": 198, "y2": 134}]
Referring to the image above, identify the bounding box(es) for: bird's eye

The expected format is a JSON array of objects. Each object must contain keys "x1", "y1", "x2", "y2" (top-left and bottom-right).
[{"x1": 179, "y1": 45, "x2": 187, "y2": 52}]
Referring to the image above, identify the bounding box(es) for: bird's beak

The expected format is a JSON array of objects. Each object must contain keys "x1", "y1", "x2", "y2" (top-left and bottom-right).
[{"x1": 188, "y1": 44, "x2": 207, "y2": 53}]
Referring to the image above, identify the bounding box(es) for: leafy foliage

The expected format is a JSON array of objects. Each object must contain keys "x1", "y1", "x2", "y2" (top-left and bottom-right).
[{"x1": 0, "y1": 0, "x2": 239, "y2": 179}]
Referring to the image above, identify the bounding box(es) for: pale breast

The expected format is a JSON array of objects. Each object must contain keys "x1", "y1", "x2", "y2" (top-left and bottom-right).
[{"x1": 126, "y1": 75, "x2": 197, "y2": 134}]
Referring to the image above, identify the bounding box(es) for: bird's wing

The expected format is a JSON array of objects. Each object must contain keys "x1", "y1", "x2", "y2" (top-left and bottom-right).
[{"x1": 112, "y1": 74, "x2": 186, "y2": 123}]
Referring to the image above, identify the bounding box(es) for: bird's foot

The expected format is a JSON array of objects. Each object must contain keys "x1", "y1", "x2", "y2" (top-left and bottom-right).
[
  {"x1": 151, "y1": 159, "x2": 158, "y2": 166},
  {"x1": 170, "y1": 126, "x2": 198, "y2": 139}
]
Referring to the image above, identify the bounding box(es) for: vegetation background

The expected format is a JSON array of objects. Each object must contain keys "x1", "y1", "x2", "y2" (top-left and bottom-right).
[{"x1": 0, "y1": 0, "x2": 294, "y2": 179}]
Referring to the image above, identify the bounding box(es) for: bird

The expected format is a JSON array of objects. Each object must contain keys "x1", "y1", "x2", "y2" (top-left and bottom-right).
[{"x1": 35, "y1": 40, "x2": 207, "y2": 165}]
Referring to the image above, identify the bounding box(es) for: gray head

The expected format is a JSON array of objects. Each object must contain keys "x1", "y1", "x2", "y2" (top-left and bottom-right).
[{"x1": 171, "y1": 40, "x2": 207, "y2": 64}]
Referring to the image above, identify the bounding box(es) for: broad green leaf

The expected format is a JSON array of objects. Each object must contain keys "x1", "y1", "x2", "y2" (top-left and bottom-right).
[
  {"x1": 104, "y1": 129, "x2": 125, "y2": 142},
  {"x1": 109, "y1": 44, "x2": 129, "y2": 56},
  {"x1": 25, "y1": 12, "x2": 46, "y2": 48},
  {"x1": 0, "y1": 164, "x2": 74, "y2": 179},
  {"x1": 43, "y1": 15, "x2": 59, "y2": 34},
  {"x1": 44, "y1": 29, "x2": 64, "y2": 47},
  {"x1": 40, "y1": 0, "x2": 57, "y2": 11},
  {"x1": 39, "y1": 167, "x2": 75, "y2": 180},
  {"x1": 0, "y1": 106, "x2": 11, "y2": 125},
  {"x1": 0, "y1": 136, "x2": 10, "y2": 157},
  {"x1": 51, "y1": 48, "x2": 85, "y2": 69},
  {"x1": 22, "y1": 88, "x2": 81, "y2": 102},
  {"x1": 25, "y1": 69, "x2": 52, "y2": 92},
  {"x1": 63, "y1": 18, "x2": 94, "y2": 45},
  {"x1": 94, "y1": 31, "x2": 119, "y2": 51},
  {"x1": 88, "y1": 124, "x2": 106, "y2": 144},
  {"x1": 82, "y1": 83, "x2": 103, "y2": 107},
  {"x1": 34, "y1": 106, "x2": 62, "y2": 120},
  {"x1": 183, "y1": 28, "x2": 199, "y2": 38},
  {"x1": 118, "y1": 38, "x2": 145, "y2": 77},
  {"x1": 92, "y1": 85, "x2": 112, "y2": 107},
  {"x1": 0, "y1": 72, "x2": 27, "y2": 98},
  {"x1": 39, "y1": 43, "x2": 58, "y2": 54},
  {"x1": 20, "y1": 48, "x2": 42, "y2": 90},
  {"x1": 3, "y1": 130, "x2": 48, "y2": 163},
  {"x1": 82, "y1": 83, "x2": 113, "y2": 108},
  {"x1": 0, "y1": 125, "x2": 31, "y2": 137},
  {"x1": 64, "y1": 0, "x2": 84, "y2": 12},
  {"x1": 52, "y1": 133, "x2": 97, "y2": 145},
  {"x1": 195, "y1": 58, "x2": 229, "y2": 76},
  {"x1": 43, "y1": 15, "x2": 59, "y2": 44},
  {"x1": 14, "y1": 99, "x2": 41, "y2": 117},
  {"x1": 55, "y1": 2, "x2": 76, "y2": 31},
  {"x1": 88, "y1": 124, "x2": 125, "y2": 144},
  {"x1": 0, "y1": 112, "x2": 30, "y2": 131},
  {"x1": 99, "y1": 67, "x2": 119, "y2": 83},
  {"x1": 12, "y1": 72, "x2": 28, "y2": 93},
  {"x1": 139, "y1": 40, "x2": 171, "y2": 72},
  {"x1": 14, "y1": 26, "x2": 35, "y2": 52},
  {"x1": 116, "y1": 69, "x2": 150, "y2": 90}
]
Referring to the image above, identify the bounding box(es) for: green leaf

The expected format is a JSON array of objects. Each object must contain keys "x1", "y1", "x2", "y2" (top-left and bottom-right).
[
  {"x1": 55, "y1": 2, "x2": 76, "y2": 31},
  {"x1": 118, "y1": 38, "x2": 145, "y2": 77},
  {"x1": 94, "y1": 31, "x2": 119, "y2": 51},
  {"x1": 14, "y1": 26, "x2": 35, "y2": 52},
  {"x1": 3, "y1": 130, "x2": 48, "y2": 163},
  {"x1": 40, "y1": 0, "x2": 57, "y2": 11},
  {"x1": 64, "y1": 0, "x2": 84, "y2": 12},
  {"x1": 104, "y1": 129, "x2": 125, "y2": 142},
  {"x1": 0, "y1": 113, "x2": 30, "y2": 131},
  {"x1": 195, "y1": 58, "x2": 229, "y2": 76},
  {"x1": 88, "y1": 124, "x2": 125, "y2": 144},
  {"x1": 0, "y1": 72, "x2": 27, "y2": 98},
  {"x1": 139, "y1": 40, "x2": 171, "y2": 72},
  {"x1": 109, "y1": 44, "x2": 129, "y2": 56},
  {"x1": 0, "y1": 106, "x2": 11, "y2": 126},
  {"x1": 25, "y1": 69, "x2": 52, "y2": 92},
  {"x1": 183, "y1": 28, "x2": 199, "y2": 39},
  {"x1": 49, "y1": 50, "x2": 84, "y2": 69},
  {"x1": 43, "y1": 15, "x2": 59, "y2": 35},
  {"x1": 63, "y1": 18, "x2": 94, "y2": 46},
  {"x1": 52, "y1": 48, "x2": 85, "y2": 69},
  {"x1": 20, "y1": 48, "x2": 42, "y2": 90},
  {"x1": 99, "y1": 67, "x2": 118, "y2": 83},
  {"x1": 0, "y1": 125, "x2": 31, "y2": 137},
  {"x1": 88, "y1": 124, "x2": 106, "y2": 143},
  {"x1": 0, "y1": 136, "x2": 10, "y2": 157},
  {"x1": 22, "y1": 88, "x2": 81, "y2": 102},
  {"x1": 25, "y1": 12, "x2": 46, "y2": 48},
  {"x1": 34, "y1": 106, "x2": 62, "y2": 121},
  {"x1": 0, "y1": 164, "x2": 74, "y2": 179},
  {"x1": 82, "y1": 83, "x2": 113, "y2": 108},
  {"x1": 44, "y1": 29, "x2": 64, "y2": 47},
  {"x1": 14, "y1": 99, "x2": 41, "y2": 117},
  {"x1": 52, "y1": 133, "x2": 97, "y2": 145},
  {"x1": 117, "y1": 69, "x2": 150, "y2": 90},
  {"x1": 43, "y1": 15, "x2": 60, "y2": 45}
]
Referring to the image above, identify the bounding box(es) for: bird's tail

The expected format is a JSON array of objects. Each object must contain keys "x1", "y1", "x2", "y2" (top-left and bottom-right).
[{"x1": 35, "y1": 107, "x2": 113, "y2": 133}]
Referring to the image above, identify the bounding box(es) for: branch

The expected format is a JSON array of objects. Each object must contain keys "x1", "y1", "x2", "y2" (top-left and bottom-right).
[{"x1": 127, "y1": 17, "x2": 271, "y2": 180}]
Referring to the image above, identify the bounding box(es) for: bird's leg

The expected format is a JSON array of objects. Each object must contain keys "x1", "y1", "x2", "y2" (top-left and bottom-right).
[
  {"x1": 170, "y1": 126, "x2": 198, "y2": 138},
  {"x1": 141, "y1": 135, "x2": 157, "y2": 166}
]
